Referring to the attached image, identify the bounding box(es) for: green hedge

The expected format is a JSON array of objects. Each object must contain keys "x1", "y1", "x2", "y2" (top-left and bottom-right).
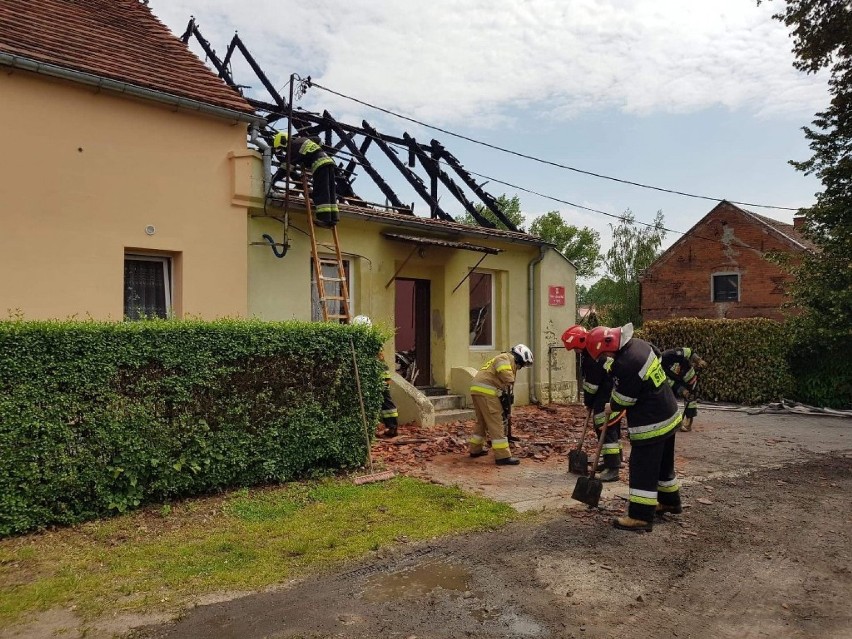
[
  {"x1": 0, "y1": 319, "x2": 385, "y2": 536},
  {"x1": 637, "y1": 318, "x2": 794, "y2": 405}
]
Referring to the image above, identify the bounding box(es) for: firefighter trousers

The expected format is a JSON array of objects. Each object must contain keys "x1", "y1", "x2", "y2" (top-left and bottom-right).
[
  {"x1": 469, "y1": 394, "x2": 512, "y2": 461},
  {"x1": 381, "y1": 386, "x2": 398, "y2": 432},
  {"x1": 312, "y1": 164, "x2": 339, "y2": 225},
  {"x1": 627, "y1": 433, "x2": 681, "y2": 522},
  {"x1": 593, "y1": 398, "x2": 623, "y2": 469}
]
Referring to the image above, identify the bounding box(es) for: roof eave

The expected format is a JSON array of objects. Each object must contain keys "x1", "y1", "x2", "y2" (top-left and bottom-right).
[{"x1": 0, "y1": 52, "x2": 265, "y2": 126}]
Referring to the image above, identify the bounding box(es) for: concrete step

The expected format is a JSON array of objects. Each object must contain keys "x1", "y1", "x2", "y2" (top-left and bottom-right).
[
  {"x1": 428, "y1": 394, "x2": 465, "y2": 411},
  {"x1": 434, "y1": 408, "x2": 476, "y2": 425}
]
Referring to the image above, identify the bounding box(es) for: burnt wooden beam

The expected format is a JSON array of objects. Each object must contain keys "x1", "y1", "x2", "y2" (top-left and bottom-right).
[
  {"x1": 232, "y1": 35, "x2": 286, "y2": 108},
  {"x1": 402, "y1": 134, "x2": 460, "y2": 223},
  {"x1": 364, "y1": 122, "x2": 444, "y2": 217},
  {"x1": 434, "y1": 142, "x2": 519, "y2": 232},
  {"x1": 345, "y1": 135, "x2": 372, "y2": 181},
  {"x1": 324, "y1": 112, "x2": 406, "y2": 211}
]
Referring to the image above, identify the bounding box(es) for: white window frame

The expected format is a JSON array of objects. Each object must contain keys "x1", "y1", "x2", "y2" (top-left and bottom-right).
[
  {"x1": 469, "y1": 270, "x2": 495, "y2": 350},
  {"x1": 311, "y1": 256, "x2": 353, "y2": 322},
  {"x1": 711, "y1": 271, "x2": 740, "y2": 303},
  {"x1": 124, "y1": 254, "x2": 172, "y2": 320}
]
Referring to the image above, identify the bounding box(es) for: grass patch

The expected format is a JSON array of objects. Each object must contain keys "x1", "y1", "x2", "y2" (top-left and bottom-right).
[{"x1": 0, "y1": 477, "x2": 518, "y2": 625}]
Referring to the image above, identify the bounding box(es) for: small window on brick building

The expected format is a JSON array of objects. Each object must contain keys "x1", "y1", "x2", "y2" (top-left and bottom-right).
[{"x1": 712, "y1": 273, "x2": 740, "y2": 302}]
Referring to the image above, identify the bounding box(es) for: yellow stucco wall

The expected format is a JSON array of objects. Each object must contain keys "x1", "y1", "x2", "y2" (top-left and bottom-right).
[
  {"x1": 0, "y1": 69, "x2": 250, "y2": 320},
  {"x1": 248, "y1": 201, "x2": 578, "y2": 405}
]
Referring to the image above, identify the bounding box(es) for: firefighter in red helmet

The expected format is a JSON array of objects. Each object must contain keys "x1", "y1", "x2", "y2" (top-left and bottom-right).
[
  {"x1": 586, "y1": 323, "x2": 683, "y2": 532},
  {"x1": 562, "y1": 325, "x2": 623, "y2": 481}
]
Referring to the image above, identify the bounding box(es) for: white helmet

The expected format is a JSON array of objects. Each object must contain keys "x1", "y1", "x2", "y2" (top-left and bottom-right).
[
  {"x1": 352, "y1": 315, "x2": 372, "y2": 326},
  {"x1": 510, "y1": 344, "x2": 534, "y2": 367}
]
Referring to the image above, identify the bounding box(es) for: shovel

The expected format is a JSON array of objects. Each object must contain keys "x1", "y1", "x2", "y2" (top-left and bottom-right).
[
  {"x1": 567, "y1": 409, "x2": 593, "y2": 475},
  {"x1": 571, "y1": 417, "x2": 610, "y2": 507}
]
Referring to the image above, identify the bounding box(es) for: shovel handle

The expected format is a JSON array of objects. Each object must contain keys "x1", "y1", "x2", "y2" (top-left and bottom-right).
[
  {"x1": 573, "y1": 409, "x2": 593, "y2": 453},
  {"x1": 588, "y1": 418, "x2": 610, "y2": 481}
]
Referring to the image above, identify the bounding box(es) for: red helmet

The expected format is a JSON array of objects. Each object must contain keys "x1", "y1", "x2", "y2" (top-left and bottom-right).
[
  {"x1": 561, "y1": 325, "x2": 588, "y2": 351},
  {"x1": 586, "y1": 323, "x2": 634, "y2": 360}
]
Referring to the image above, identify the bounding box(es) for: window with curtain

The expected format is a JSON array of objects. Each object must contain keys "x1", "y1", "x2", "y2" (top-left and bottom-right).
[
  {"x1": 712, "y1": 273, "x2": 740, "y2": 302},
  {"x1": 124, "y1": 255, "x2": 171, "y2": 319},
  {"x1": 311, "y1": 258, "x2": 351, "y2": 322},
  {"x1": 469, "y1": 271, "x2": 493, "y2": 347}
]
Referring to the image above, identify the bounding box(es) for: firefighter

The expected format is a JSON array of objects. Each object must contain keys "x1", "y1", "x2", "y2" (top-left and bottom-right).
[
  {"x1": 586, "y1": 324, "x2": 683, "y2": 532},
  {"x1": 272, "y1": 131, "x2": 339, "y2": 227},
  {"x1": 468, "y1": 344, "x2": 534, "y2": 466},
  {"x1": 661, "y1": 347, "x2": 707, "y2": 432},
  {"x1": 352, "y1": 315, "x2": 399, "y2": 438},
  {"x1": 562, "y1": 325, "x2": 623, "y2": 482}
]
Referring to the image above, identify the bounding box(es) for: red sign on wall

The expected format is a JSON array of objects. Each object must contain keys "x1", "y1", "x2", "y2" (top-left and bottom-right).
[{"x1": 548, "y1": 285, "x2": 565, "y2": 306}]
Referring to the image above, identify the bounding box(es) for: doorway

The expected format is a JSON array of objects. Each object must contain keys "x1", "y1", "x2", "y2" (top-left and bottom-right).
[{"x1": 394, "y1": 278, "x2": 431, "y2": 387}]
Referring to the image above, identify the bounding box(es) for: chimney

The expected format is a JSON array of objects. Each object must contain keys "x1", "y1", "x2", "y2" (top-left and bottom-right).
[{"x1": 793, "y1": 215, "x2": 806, "y2": 230}]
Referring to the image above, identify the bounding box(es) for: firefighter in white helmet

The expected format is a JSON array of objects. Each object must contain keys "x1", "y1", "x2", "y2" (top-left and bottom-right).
[
  {"x1": 352, "y1": 315, "x2": 399, "y2": 437},
  {"x1": 468, "y1": 344, "x2": 533, "y2": 466}
]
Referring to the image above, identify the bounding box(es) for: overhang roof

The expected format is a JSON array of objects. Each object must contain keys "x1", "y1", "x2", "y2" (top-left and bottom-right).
[
  {"x1": 383, "y1": 233, "x2": 502, "y2": 255},
  {"x1": 0, "y1": 0, "x2": 255, "y2": 116}
]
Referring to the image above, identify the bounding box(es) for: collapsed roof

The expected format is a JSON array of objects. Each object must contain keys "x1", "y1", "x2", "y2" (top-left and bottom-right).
[{"x1": 180, "y1": 20, "x2": 536, "y2": 243}]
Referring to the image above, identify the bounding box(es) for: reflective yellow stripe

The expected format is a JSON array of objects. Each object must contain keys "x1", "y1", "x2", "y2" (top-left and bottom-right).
[
  {"x1": 299, "y1": 139, "x2": 321, "y2": 154},
  {"x1": 683, "y1": 348, "x2": 692, "y2": 359},
  {"x1": 470, "y1": 384, "x2": 499, "y2": 396},
  {"x1": 491, "y1": 438, "x2": 510, "y2": 449},
  {"x1": 683, "y1": 368, "x2": 696, "y2": 382},
  {"x1": 381, "y1": 409, "x2": 398, "y2": 418},
  {"x1": 312, "y1": 156, "x2": 334, "y2": 172},
  {"x1": 602, "y1": 443, "x2": 621, "y2": 454},
  {"x1": 629, "y1": 495, "x2": 658, "y2": 506},
  {"x1": 629, "y1": 412, "x2": 683, "y2": 441},
  {"x1": 612, "y1": 390, "x2": 637, "y2": 407},
  {"x1": 583, "y1": 381, "x2": 599, "y2": 394},
  {"x1": 314, "y1": 203, "x2": 339, "y2": 213},
  {"x1": 657, "y1": 483, "x2": 679, "y2": 493},
  {"x1": 496, "y1": 364, "x2": 513, "y2": 373}
]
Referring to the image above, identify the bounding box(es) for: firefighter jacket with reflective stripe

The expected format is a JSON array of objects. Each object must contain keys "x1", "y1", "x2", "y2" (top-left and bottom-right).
[
  {"x1": 470, "y1": 353, "x2": 517, "y2": 397},
  {"x1": 661, "y1": 347, "x2": 698, "y2": 388},
  {"x1": 283, "y1": 136, "x2": 335, "y2": 173},
  {"x1": 608, "y1": 338, "x2": 681, "y2": 446},
  {"x1": 580, "y1": 352, "x2": 610, "y2": 410}
]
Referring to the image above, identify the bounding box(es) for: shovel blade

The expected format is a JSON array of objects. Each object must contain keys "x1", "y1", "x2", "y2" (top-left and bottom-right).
[
  {"x1": 571, "y1": 475, "x2": 603, "y2": 507},
  {"x1": 567, "y1": 449, "x2": 588, "y2": 475}
]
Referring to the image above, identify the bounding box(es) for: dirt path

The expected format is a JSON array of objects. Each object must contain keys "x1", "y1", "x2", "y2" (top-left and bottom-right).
[{"x1": 123, "y1": 408, "x2": 850, "y2": 639}]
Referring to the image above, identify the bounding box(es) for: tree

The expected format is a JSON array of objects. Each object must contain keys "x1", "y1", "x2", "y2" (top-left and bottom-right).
[
  {"x1": 528, "y1": 211, "x2": 603, "y2": 278},
  {"x1": 762, "y1": 0, "x2": 852, "y2": 407},
  {"x1": 590, "y1": 210, "x2": 666, "y2": 327},
  {"x1": 456, "y1": 194, "x2": 525, "y2": 231}
]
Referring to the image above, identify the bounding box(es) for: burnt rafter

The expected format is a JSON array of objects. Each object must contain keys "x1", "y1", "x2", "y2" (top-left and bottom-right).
[
  {"x1": 182, "y1": 22, "x2": 523, "y2": 232},
  {"x1": 323, "y1": 112, "x2": 407, "y2": 211},
  {"x1": 434, "y1": 142, "x2": 519, "y2": 231},
  {"x1": 362, "y1": 122, "x2": 442, "y2": 218}
]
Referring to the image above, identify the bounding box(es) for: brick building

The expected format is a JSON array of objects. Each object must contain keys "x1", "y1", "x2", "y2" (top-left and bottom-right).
[{"x1": 640, "y1": 201, "x2": 813, "y2": 321}]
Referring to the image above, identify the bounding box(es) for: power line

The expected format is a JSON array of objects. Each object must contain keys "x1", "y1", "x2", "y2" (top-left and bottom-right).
[{"x1": 307, "y1": 80, "x2": 802, "y2": 212}]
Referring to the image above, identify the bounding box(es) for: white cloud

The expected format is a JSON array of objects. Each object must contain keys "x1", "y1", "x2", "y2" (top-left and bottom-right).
[{"x1": 152, "y1": 0, "x2": 827, "y2": 127}]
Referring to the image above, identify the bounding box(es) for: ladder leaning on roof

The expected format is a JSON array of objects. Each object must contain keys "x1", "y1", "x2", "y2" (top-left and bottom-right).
[{"x1": 304, "y1": 173, "x2": 352, "y2": 324}]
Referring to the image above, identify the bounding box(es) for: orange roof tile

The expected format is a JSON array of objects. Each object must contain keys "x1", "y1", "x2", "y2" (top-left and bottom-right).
[{"x1": 0, "y1": 0, "x2": 254, "y2": 115}]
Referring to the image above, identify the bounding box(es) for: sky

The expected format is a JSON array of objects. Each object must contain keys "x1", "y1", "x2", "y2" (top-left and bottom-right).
[{"x1": 152, "y1": 0, "x2": 828, "y2": 281}]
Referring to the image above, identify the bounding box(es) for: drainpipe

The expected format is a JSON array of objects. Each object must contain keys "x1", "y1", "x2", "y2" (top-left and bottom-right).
[
  {"x1": 527, "y1": 245, "x2": 546, "y2": 404},
  {"x1": 250, "y1": 126, "x2": 272, "y2": 193}
]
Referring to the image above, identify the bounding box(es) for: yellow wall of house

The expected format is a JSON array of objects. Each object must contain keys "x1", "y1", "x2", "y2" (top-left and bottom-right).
[
  {"x1": 248, "y1": 203, "x2": 578, "y2": 405},
  {"x1": 0, "y1": 69, "x2": 250, "y2": 320}
]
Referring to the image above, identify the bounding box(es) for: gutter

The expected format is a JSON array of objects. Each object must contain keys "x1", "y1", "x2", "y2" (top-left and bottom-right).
[
  {"x1": 0, "y1": 52, "x2": 265, "y2": 126},
  {"x1": 527, "y1": 245, "x2": 547, "y2": 404}
]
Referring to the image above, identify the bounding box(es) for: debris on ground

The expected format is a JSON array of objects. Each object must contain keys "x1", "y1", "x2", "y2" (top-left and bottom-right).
[{"x1": 371, "y1": 404, "x2": 590, "y2": 473}]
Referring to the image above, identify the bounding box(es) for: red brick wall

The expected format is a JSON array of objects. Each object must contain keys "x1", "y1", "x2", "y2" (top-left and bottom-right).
[{"x1": 641, "y1": 203, "x2": 802, "y2": 321}]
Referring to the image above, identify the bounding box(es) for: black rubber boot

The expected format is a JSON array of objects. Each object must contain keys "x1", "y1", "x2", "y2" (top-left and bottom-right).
[
  {"x1": 598, "y1": 468, "x2": 620, "y2": 482},
  {"x1": 495, "y1": 457, "x2": 520, "y2": 466}
]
